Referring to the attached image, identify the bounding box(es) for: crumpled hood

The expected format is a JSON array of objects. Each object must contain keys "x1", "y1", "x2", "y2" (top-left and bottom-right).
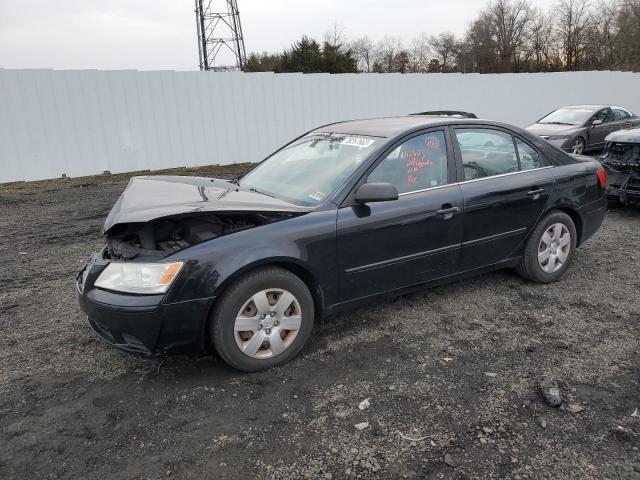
[
  {"x1": 103, "y1": 176, "x2": 312, "y2": 232},
  {"x1": 526, "y1": 123, "x2": 580, "y2": 136},
  {"x1": 605, "y1": 127, "x2": 640, "y2": 143}
]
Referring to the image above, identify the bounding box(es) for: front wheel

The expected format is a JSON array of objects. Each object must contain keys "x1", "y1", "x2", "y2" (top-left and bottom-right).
[
  {"x1": 209, "y1": 267, "x2": 314, "y2": 372},
  {"x1": 516, "y1": 211, "x2": 577, "y2": 283},
  {"x1": 570, "y1": 137, "x2": 586, "y2": 155}
]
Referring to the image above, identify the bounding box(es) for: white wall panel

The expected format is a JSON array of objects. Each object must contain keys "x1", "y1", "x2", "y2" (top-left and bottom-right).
[{"x1": 1, "y1": 69, "x2": 639, "y2": 183}]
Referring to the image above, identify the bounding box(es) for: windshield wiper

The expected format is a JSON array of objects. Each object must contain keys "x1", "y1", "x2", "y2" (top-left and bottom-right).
[
  {"x1": 540, "y1": 121, "x2": 574, "y2": 125},
  {"x1": 229, "y1": 174, "x2": 243, "y2": 185},
  {"x1": 247, "y1": 186, "x2": 279, "y2": 199}
]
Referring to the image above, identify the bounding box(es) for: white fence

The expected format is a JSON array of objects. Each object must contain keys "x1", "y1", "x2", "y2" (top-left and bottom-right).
[{"x1": 1, "y1": 69, "x2": 639, "y2": 183}]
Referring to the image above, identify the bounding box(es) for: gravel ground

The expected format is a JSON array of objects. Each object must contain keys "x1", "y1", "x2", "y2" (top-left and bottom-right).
[{"x1": 1, "y1": 167, "x2": 639, "y2": 480}]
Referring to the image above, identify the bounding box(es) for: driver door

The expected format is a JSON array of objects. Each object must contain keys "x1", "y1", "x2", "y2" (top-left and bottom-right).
[
  {"x1": 336, "y1": 129, "x2": 463, "y2": 302},
  {"x1": 588, "y1": 108, "x2": 613, "y2": 149}
]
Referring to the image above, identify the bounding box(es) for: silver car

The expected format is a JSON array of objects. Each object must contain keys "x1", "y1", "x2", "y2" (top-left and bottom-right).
[{"x1": 526, "y1": 105, "x2": 640, "y2": 154}]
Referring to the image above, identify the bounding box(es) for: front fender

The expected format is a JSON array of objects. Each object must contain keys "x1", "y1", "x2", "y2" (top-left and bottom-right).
[{"x1": 162, "y1": 209, "x2": 338, "y2": 306}]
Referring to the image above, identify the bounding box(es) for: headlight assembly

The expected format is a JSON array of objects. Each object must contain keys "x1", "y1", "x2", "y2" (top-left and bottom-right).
[
  {"x1": 547, "y1": 135, "x2": 570, "y2": 140},
  {"x1": 94, "y1": 261, "x2": 184, "y2": 294}
]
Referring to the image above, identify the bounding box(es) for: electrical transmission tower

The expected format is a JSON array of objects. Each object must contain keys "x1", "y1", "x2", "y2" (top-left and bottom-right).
[{"x1": 195, "y1": 0, "x2": 247, "y2": 71}]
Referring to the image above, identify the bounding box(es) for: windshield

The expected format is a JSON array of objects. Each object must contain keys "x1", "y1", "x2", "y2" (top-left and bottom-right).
[
  {"x1": 239, "y1": 133, "x2": 383, "y2": 205},
  {"x1": 538, "y1": 108, "x2": 595, "y2": 126}
]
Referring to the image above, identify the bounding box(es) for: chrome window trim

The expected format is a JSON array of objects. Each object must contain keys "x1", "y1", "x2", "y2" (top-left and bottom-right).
[{"x1": 397, "y1": 165, "x2": 554, "y2": 197}]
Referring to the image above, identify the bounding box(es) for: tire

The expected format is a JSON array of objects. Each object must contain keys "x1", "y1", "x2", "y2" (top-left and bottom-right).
[
  {"x1": 570, "y1": 137, "x2": 586, "y2": 155},
  {"x1": 209, "y1": 266, "x2": 314, "y2": 372},
  {"x1": 515, "y1": 211, "x2": 577, "y2": 283}
]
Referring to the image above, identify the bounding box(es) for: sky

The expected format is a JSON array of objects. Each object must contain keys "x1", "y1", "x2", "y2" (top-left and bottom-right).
[{"x1": 0, "y1": 0, "x2": 558, "y2": 71}]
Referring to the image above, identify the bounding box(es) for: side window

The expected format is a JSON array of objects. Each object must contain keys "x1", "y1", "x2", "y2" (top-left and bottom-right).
[
  {"x1": 515, "y1": 139, "x2": 541, "y2": 171},
  {"x1": 368, "y1": 131, "x2": 448, "y2": 194},
  {"x1": 455, "y1": 129, "x2": 518, "y2": 180},
  {"x1": 592, "y1": 108, "x2": 611, "y2": 123},
  {"x1": 612, "y1": 108, "x2": 630, "y2": 121}
]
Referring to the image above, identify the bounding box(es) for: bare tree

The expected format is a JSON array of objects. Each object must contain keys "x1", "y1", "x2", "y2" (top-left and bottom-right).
[
  {"x1": 485, "y1": 0, "x2": 534, "y2": 71},
  {"x1": 462, "y1": 11, "x2": 498, "y2": 73},
  {"x1": 376, "y1": 36, "x2": 404, "y2": 72},
  {"x1": 613, "y1": 0, "x2": 640, "y2": 70},
  {"x1": 581, "y1": 0, "x2": 618, "y2": 69},
  {"x1": 555, "y1": 0, "x2": 591, "y2": 70},
  {"x1": 350, "y1": 36, "x2": 376, "y2": 72},
  {"x1": 429, "y1": 32, "x2": 460, "y2": 72},
  {"x1": 526, "y1": 8, "x2": 556, "y2": 71},
  {"x1": 324, "y1": 22, "x2": 348, "y2": 50},
  {"x1": 408, "y1": 33, "x2": 431, "y2": 72}
]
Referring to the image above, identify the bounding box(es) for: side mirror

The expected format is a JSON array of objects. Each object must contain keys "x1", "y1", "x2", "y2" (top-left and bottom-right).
[
  {"x1": 591, "y1": 119, "x2": 603, "y2": 126},
  {"x1": 354, "y1": 182, "x2": 399, "y2": 204}
]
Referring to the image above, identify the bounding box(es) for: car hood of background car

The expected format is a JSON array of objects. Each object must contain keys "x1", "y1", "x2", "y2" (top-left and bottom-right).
[
  {"x1": 605, "y1": 128, "x2": 640, "y2": 143},
  {"x1": 103, "y1": 176, "x2": 313, "y2": 232},
  {"x1": 526, "y1": 123, "x2": 581, "y2": 136}
]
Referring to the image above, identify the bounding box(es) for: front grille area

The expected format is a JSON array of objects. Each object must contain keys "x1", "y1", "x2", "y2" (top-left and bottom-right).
[
  {"x1": 604, "y1": 142, "x2": 640, "y2": 167},
  {"x1": 89, "y1": 319, "x2": 151, "y2": 354}
]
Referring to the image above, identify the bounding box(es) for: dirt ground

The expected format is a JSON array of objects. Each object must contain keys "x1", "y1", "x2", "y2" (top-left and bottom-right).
[{"x1": 1, "y1": 166, "x2": 639, "y2": 480}]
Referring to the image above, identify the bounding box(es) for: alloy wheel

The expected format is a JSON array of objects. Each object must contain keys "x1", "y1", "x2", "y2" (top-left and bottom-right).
[
  {"x1": 537, "y1": 223, "x2": 571, "y2": 273},
  {"x1": 234, "y1": 289, "x2": 302, "y2": 359},
  {"x1": 571, "y1": 138, "x2": 585, "y2": 155}
]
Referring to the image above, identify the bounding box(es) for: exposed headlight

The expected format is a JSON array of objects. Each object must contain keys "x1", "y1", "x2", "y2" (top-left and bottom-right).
[
  {"x1": 547, "y1": 135, "x2": 570, "y2": 140},
  {"x1": 94, "y1": 261, "x2": 184, "y2": 294}
]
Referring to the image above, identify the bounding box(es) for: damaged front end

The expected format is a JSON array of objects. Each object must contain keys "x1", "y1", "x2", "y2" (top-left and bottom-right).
[
  {"x1": 78, "y1": 175, "x2": 312, "y2": 355},
  {"x1": 601, "y1": 136, "x2": 640, "y2": 206},
  {"x1": 104, "y1": 211, "x2": 297, "y2": 260},
  {"x1": 99, "y1": 175, "x2": 313, "y2": 260}
]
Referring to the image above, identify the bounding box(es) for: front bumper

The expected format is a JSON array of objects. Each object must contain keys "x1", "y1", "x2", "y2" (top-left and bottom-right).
[
  {"x1": 77, "y1": 251, "x2": 214, "y2": 354},
  {"x1": 605, "y1": 170, "x2": 640, "y2": 205},
  {"x1": 538, "y1": 136, "x2": 572, "y2": 151}
]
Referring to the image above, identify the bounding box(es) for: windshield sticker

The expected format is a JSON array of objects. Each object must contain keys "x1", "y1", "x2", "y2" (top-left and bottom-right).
[
  {"x1": 308, "y1": 190, "x2": 327, "y2": 202},
  {"x1": 341, "y1": 137, "x2": 376, "y2": 148}
]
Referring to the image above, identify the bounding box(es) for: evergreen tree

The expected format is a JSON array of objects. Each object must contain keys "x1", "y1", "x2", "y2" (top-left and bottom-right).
[
  {"x1": 279, "y1": 36, "x2": 323, "y2": 73},
  {"x1": 321, "y1": 42, "x2": 358, "y2": 73}
]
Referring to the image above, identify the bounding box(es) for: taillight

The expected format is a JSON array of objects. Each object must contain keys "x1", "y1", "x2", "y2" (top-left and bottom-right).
[{"x1": 597, "y1": 166, "x2": 606, "y2": 189}]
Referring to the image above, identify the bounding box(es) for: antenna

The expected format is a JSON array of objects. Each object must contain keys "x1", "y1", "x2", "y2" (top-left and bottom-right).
[{"x1": 195, "y1": 0, "x2": 247, "y2": 71}]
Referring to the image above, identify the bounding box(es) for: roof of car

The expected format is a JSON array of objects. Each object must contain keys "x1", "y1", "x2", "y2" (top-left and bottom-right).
[
  {"x1": 317, "y1": 115, "x2": 482, "y2": 137},
  {"x1": 562, "y1": 104, "x2": 609, "y2": 110}
]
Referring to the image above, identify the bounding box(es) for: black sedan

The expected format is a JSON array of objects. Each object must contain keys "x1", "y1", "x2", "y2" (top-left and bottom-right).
[
  {"x1": 78, "y1": 116, "x2": 608, "y2": 371},
  {"x1": 526, "y1": 105, "x2": 640, "y2": 154}
]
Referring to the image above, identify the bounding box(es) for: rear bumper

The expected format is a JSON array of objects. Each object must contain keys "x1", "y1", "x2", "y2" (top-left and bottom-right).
[
  {"x1": 578, "y1": 197, "x2": 607, "y2": 245},
  {"x1": 77, "y1": 252, "x2": 214, "y2": 355}
]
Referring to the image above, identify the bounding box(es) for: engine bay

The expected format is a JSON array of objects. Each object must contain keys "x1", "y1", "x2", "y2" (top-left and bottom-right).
[{"x1": 104, "y1": 212, "x2": 297, "y2": 260}]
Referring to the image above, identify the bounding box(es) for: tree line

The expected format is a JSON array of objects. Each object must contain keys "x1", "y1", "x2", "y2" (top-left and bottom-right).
[{"x1": 245, "y1": 0, "x2": 640, "y2": 74}]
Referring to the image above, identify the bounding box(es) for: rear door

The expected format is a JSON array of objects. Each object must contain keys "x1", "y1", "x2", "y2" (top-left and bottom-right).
[
  {"x1": 452, "y1": 126, "x2": 555, "y2": 271},
  {"x1": 336, "y1": 128, "x2": 463, "y2": 301},
  {"x1": 611, "y1": 107, "x2": 635, "y2": 132}
]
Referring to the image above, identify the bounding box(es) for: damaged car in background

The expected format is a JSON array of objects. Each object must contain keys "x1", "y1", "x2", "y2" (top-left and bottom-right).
[
  {"x1": 78, "y1": 115, "x2": 607, "y2": 372},
  {"x1": 600, "y1": 127, "x2": 640, "y2": 206}
]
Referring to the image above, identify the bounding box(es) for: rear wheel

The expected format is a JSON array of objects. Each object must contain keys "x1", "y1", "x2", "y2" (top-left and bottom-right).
[
  {"x1": 209, "y1": 267, "x2": 314, "y2": 372},
  {"x1": 516, "y1": 211, "x2": 577, "y2": 283}
]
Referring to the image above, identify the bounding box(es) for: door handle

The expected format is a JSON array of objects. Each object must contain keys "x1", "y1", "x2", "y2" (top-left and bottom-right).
[
  {"x1": 436, "y1": 206, "x2": 459, "y2": 218},
  {"x1": 527, "y1": 188, "x2": 545, "y2": 200}
]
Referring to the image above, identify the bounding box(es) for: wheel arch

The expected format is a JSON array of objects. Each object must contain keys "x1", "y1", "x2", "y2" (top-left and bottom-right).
[
  {"x1": 212, "y1": 257, "x2": 326, "y2": 320},
  {"x1": 551, "y1": 206, "x2": 583, "y2": 246},
  {"x1": 573, "y1": 135, "x2": 587, "y2": 153}
]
